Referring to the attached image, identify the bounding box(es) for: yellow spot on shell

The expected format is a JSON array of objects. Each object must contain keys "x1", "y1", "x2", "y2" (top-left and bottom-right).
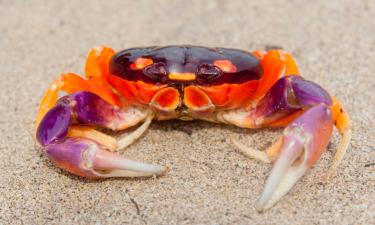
[{"x1": 168, "y1": 73, "x2": 196, "y2": 81}]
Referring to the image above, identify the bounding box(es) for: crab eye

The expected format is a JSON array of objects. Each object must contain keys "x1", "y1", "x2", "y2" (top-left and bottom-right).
[
  {"x1": 197, "y1": 64, "x2": 222, "y2": 84},
  {"x1": 143, "y1": 63, "x2": 168, "y2": 83}
]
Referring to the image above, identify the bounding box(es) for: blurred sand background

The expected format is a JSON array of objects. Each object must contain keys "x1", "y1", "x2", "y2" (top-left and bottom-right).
[{"x1": 0, "y1": 0, "x2": 374, "y2": 224}]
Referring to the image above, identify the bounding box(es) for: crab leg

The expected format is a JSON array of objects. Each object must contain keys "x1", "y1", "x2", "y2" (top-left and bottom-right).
[
  {"x1": 68, "y1": 126, "x2": 117, "y2": 151},
  {"x1": 224, "y1": 75, "x2": 351, "y2": 211},
  {"x1": 36, "y1": 91, "x2": 167, "y2": 178},
  {"x1": 231, "y1": 138, "x2": 271, "y2": 163},
  {"x1": 117, "y1": 114, "x2": 153, "y2": 150}
]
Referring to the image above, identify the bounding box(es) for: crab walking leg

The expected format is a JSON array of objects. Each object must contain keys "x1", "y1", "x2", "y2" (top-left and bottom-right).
[
  {"x1": 232, "y1": 136, "x2": 283, "y2": 164},
  {"x1": 117, "y1": 114, "x2": 153, "y2": 150},
  {"x1": 68, "y1": 126, "x2": 117, "y2": 151},
  {"x1": 325, "y1": 97, "x2": 352, "y2": 181},
  {"x1": 231, "y1": 137, "x2": 271, "y2": 163},
  {"x1": 36, "y1": 91, "x2": 167, "y2": 178},
  {"x1": 85, "y1": 45, "x2": 115, "y2": 79}
]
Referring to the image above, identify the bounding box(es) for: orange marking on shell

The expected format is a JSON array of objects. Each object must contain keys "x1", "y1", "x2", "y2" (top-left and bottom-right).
[
  {"x1": 168, "y1": 73, "x2": 196, "y2": 81},
  {"x1": 151, "y1": 87, "x2": 180, "y2": 110},
  {"x1": 213, "y1": 60, "x2": 237, "y2": 73},
  {"x1": 130, "y1": 57, "x2": 153, "y2": 70},
  {"x1": 184, "y1": 86, "x2": 213, "y2": 111}
]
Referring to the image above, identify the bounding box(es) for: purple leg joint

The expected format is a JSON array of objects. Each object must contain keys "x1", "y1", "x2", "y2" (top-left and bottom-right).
[
  {"x1": 36, "y1": 104, "x2": 71, "y2": 146},
  {"x1": 36, "y1": 91, "x2": 121, "y2": 146},
  {"x1": 70, "y1": 91, "x2": 119, "y2": 126},
  {"x1": 291, "y1": 76, "x2": 332, "y2": 106},
  {"x1": 254, "y1": 76, "x2": 332, "y2": 124}
]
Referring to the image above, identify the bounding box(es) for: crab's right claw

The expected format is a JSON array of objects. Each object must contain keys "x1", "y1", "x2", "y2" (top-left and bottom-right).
[
  {"x1": 44, "y1": 138, "x2": 168, "y2": 178},
  {"x1": 256, "y1": 104, "x2": 333, "y2": 211}
]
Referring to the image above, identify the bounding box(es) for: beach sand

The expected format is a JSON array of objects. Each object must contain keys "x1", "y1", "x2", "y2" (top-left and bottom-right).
[{"x1": 0, "y1": 0, "x2": 374, "y2": 224}]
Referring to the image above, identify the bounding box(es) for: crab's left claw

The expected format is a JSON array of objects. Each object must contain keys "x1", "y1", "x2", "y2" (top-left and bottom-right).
[
  {"x1": 230, "y1": 76, "x2": 351, "y2": 211},
  {"x1": 44, "y1": 138, "x2": 168, "y2": 178},
  {"x1": 256, "y1": 104, "x2": 333, "y2": 211}
]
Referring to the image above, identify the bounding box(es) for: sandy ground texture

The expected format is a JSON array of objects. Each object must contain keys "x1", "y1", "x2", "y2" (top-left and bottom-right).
[{"x1": 1, "y1": 0, "x2": 374, "y2": 224}]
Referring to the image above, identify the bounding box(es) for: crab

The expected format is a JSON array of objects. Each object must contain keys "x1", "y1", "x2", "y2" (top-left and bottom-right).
[{"x1": 35, "y1": 45, "x2": 351, "y2": 211}]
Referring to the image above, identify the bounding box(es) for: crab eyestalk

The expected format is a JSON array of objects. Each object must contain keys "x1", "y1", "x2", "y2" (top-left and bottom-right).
[{"x1": 36, "y1": 91, "x2": 167, "y2": 178}]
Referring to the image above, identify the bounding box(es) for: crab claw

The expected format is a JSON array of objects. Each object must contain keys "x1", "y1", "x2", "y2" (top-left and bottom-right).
[
  {"x1": 36, "y1": 90, "x2": 166, "y2": 178},
  {"x1": 45, "y1": 137, "x2": 168, "y2": 178},
  {"x1": 256, "y1": 104, "x2": 333, "y2": 211}
]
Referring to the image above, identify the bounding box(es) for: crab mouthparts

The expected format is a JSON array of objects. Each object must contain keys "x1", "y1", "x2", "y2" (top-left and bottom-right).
[{"x1": 149, "y1": 85, "x2": 215, "y2": 119}]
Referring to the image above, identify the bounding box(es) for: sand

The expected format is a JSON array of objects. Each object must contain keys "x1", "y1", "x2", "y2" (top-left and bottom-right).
[{"x1": 0, "y1": 0, "x2": 374, "y2": 224}]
